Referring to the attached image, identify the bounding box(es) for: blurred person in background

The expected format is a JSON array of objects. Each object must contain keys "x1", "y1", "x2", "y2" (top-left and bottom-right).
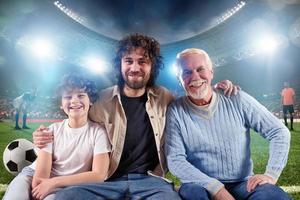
[
  {"x1": 13, "y1": 91, "x2": 36, "y2": 129},
  {"x1": 281, "y1": 81, "x2": 296, "y2": 131}
]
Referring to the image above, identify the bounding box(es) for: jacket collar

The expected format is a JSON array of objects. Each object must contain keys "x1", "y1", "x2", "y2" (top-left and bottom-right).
[{"x1": 110, "y1": 85, "x2": 159, "y2": 100}]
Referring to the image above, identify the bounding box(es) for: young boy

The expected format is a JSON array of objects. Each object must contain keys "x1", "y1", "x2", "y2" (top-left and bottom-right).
[{"x1": 3, "y1": 74, "x2": 111, "y2": 200}]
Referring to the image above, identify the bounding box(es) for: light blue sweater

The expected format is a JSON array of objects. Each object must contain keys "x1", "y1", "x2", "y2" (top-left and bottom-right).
[{"x1": 164, "y1": 91, "x2": 290, "y2": 195}]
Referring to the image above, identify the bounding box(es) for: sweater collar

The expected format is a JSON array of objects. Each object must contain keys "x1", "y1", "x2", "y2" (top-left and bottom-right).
[{"x1": 185, "y1": 91, "x2": 219, "y2": 119}]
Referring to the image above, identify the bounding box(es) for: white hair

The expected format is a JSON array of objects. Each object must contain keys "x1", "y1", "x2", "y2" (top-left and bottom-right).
[{"x1": 176, "y1": 48, "x2": 213, "y2": 72}]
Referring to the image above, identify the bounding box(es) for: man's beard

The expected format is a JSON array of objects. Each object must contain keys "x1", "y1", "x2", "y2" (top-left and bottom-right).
[
  {"x1": 123, "y1": 72, "x2": 149, "y2": 89},
  {"x1": 186, "y1": 81, "x2": 209, "y2": 100}
]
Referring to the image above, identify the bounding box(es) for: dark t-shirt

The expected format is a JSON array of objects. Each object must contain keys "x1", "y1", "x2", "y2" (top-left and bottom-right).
[{"x1": 109, "y1": 92, "x2": 159, "y2": 179}]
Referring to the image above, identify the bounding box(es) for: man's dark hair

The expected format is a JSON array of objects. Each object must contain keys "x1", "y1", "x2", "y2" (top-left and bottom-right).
[
  {"x1": 113, "y1": 33, "x2": 164, "y2": 87},
  {"x1": 56, "y1": 73, "x2": 98, "y2": 103}
]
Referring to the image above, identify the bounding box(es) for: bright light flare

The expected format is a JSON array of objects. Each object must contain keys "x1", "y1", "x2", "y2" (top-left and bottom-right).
[
  {"x1": 171, "y1": 62, "x2": 180, "y2": 76},
  {"x1": 84, "y1": 57, "x2": 108, "y2": 74},
  {"x1": 30, "y1": 39, "x2": 53, "y2": 58},
  {"x1": 254, "y1": 36, "x2": 278, "y2": 54}
]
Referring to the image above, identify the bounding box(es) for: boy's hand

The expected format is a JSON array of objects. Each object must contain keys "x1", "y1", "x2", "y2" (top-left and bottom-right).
[{"x1": 32, "y1": 178, "x2": 56, "y2": 200}]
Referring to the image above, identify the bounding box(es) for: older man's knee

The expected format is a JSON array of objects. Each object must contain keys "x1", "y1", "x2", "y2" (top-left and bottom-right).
[
  {"x1": 179, "y1": 183, "x2": 210, "y2": 200},
  {"x1": 249, "y1": 184, "x2": 291, "y2": 200}
]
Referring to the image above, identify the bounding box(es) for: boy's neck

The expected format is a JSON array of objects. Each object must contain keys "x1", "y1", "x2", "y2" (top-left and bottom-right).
[{"x1": 68, "y1": 117, "x2": 88, "y2": 128}]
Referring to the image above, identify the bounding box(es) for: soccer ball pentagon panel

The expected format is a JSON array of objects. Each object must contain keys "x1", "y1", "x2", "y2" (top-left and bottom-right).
[{"x1": 3, "y1": 139, "x2": 37, "y2": 176}]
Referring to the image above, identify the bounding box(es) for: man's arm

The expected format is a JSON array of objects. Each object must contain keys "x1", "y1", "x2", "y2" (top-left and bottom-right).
[
  {"x1": 164, "y1": 105, "x2": 224, "y2": 197},
  {"x1": 240, "y1": 91, "x2": 290, "y2": 189}
]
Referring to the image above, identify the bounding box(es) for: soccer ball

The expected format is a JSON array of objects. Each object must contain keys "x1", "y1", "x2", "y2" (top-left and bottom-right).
[{"x1": 3, "y1": 139, "x2": 37, "y2": 176}]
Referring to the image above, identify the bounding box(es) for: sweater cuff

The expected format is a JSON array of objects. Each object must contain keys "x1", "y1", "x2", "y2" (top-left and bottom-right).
[
  {"x1": 264, "y1": 169, "x2": 281, "y2": 182},
  {"x1": 205, "y1": 179, "x2": 224, "y2": 196}
]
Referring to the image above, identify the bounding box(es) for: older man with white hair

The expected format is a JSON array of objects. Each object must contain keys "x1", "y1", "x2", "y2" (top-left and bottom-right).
[{"x1": 165, "y1": 48, "x2": 291, "y2": 200}]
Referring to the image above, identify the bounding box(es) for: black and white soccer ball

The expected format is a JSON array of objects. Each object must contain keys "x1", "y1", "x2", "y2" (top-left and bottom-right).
[{"x1": 3, "y1": 139, "x2": 37, "y2": 176}]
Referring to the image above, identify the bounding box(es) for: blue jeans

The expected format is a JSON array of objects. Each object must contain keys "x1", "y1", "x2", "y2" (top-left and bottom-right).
[
  {"x1": 179, "y1": 181, "x2": 291, "y2": 200},
  {"x1": 55, "y1": 173, "x2": 181, "y2": 200}
]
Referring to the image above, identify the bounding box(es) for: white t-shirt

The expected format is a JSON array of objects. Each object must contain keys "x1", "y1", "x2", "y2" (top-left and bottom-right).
[{"x1": 30, "y1": 119, "x2": 111, "y2": 177}]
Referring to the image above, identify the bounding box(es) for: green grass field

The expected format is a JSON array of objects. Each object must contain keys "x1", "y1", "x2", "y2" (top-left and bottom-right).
[{"x1": 0, "y1": 121, "x2": 299, "y2": 199}]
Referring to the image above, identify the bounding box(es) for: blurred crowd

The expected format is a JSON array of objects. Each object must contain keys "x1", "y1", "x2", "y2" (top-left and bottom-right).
[
  {"x1": 0, "y1": 95, "x2": 65, "y2": 121},
  {"x1": 0, "y1": 92, "x2": 299, "y2": 121}
]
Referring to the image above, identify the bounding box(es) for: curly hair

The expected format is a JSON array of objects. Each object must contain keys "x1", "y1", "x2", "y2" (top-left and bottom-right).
[
  {"x1": 56, "y1": 73, "x2": 98, "y2": 103},
  {"x1": 113, "y1": 33, "x2": 164, "y2": 87}
]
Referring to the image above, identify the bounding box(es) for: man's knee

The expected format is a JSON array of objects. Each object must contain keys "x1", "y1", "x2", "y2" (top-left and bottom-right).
[
  {"x1": 55, "y1": 185, "x2": 108, "y2": 200},
  {"x1": 146, "y1": 190, "x2": 181, "y2": 200},
  {"x1": 179, "y1": 183, "x2": 210, "y2": 200},
  {"x1": 250, "y1": 184, "x2": 291, "y2": 200}
]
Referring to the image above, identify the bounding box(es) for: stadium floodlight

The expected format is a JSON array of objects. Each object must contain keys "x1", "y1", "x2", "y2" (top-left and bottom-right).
[
  {"x1": 30, "y1": 39, "x2": 53, "y2": 59},
  {"x1": 54, "y1": 0, "x2": 84, "y2": 23},
  {"x1": 84, "y1": 57, "x2": 108, "y2": 74},
  {"x1": 216, "y1": 1, "x2": 246, "y2": 24},
  {"x1": 254, "y1": 35, "x2": 278, "y2": 54}
]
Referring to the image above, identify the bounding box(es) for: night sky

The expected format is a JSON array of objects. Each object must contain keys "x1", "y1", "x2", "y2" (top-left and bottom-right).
[{"x1": 61, "y1": 0, "x2": 239, "y2": 43}]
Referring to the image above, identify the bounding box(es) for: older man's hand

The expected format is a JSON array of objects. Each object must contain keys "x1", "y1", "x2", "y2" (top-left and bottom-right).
[{"x1": 247, "y1": 174, "x2": 276, "y2": 192}]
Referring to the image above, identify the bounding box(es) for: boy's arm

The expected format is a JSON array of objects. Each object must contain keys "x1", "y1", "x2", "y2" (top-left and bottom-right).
[
  {"x1": 51, "y1": 152, "x2": 109, "y2": 187},
  {"x1": 31, "y1": 152, "x2": 109, "y2": 200},
  {"x1": 32, "y1": 150, "x2": 52, "y2": 188}
]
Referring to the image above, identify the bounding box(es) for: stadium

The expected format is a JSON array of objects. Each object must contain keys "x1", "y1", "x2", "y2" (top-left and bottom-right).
[{"x1": 0, "y1": 0, "x2": 299, "y2": 199}]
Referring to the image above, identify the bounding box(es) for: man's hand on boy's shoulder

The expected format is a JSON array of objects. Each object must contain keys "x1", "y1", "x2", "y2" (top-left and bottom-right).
[
  {"x1": 214, "y1": 80, "x2": 241, "y2": 97},
  {"x1": 33, "y1": 125, "x2": 54, "y2": 148}
]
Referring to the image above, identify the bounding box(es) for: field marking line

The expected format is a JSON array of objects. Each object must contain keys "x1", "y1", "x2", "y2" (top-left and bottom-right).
[
  {"x1": 0, "y1": 184, "x2": 7, "y2": 192},
  {"x1": 281, "y1": 185, "x2": 300, "y2": 193}
]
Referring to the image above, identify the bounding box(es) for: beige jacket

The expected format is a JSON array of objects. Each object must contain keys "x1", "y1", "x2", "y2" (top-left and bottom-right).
[{"x1": 89, "y1": 85, "x2": 174, "y2": 178}]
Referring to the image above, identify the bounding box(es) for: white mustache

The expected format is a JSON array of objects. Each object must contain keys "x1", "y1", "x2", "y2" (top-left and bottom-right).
[{"x1": 189, "y1": 80, "x2": 207, "y2": 87}]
